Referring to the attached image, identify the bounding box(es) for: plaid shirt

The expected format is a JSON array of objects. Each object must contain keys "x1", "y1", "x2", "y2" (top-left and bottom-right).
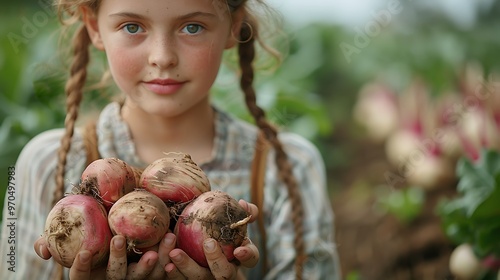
[{"x1": 0, "y1": 102, "x2": 341, "y2": 279}]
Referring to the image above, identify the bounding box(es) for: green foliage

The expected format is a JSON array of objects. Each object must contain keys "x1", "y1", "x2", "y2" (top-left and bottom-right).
[
  {"x1": 212, "y1": 25, "x2": 334, "y2": 140},
  {"x1": 345, "y1": 271, "x2": 362, "y2": 280},
  {"x1": 342, "y1": 2, "x2": 500, "y2": 93},
  {"x1": 0, "y1": 8, "x2": 65, "y2": 220},
  {"x1": 377, "y1": 187, "x2": 425, "y2": 223},
  {"x1": 439, "y1": 149, "x2": 500, "y2": 258}
]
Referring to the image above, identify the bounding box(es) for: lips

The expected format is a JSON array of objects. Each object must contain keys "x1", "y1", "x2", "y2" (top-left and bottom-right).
[{"x1": 143, "y1": 78, "x2": 184, "y2": 95}]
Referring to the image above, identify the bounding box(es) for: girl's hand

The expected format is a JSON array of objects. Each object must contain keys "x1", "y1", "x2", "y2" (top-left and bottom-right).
[
  {"x1": 165, "y1": 199, "x2": 260, "y2": 280},
  {"x1": 34, "y1": 232, "x2": 177, "y2": 279},
  {"x1": 103, "y1": 233, "x2": 177, "y2": 280},
  {"x1": 166, "y1": 237, "x2": 259, "y2": 280},
  {"x1": 34, "y1": 199, "x2": 260, "y2": 280}
]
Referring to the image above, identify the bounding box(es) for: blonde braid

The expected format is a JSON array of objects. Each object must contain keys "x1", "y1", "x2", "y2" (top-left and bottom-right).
[
  {"x1": 53, "y1": 25, "x2": 91, "y2": 207},
  {"x1": 238, "y1": 20, "x2": 306, "y2": 279}
]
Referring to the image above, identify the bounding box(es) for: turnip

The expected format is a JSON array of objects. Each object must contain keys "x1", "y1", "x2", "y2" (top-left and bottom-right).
[
  {"x1": 405, "y1": 150, "x2": 456, "y2": 190},
  {"x1": 433, "y1": 93, "x2": 464, "y2": 154},
  {"x1": 449, "y1": 243, "x2": 485, "y2": 280},
  {"x1": 44, "y1": 194, "x2": 112, "y2": 268},
  {"x1": 108, "y1": 190, "x2": 170, "y2": 252},
  {"x1": 174, "y1": 190, "x2": 250, "y2": 267},
  {"x1": 384, "y1": 79, "x2": 433, "y2": 163},
  {"x1": 460, "y1": 109, "x2": 500, "y2": 153},
  {"x1": 80, "y1": 158, "x2": 142, "y2": 209},
  {"x1": 385, "y1": 129, "x2": 423, "y2": 166},
  {"x1": 140, "y1": 152, "x2": 210, "y2": 205},
  {"x1": 353, "y1": 82, "x2": 400, "y2": 142}
]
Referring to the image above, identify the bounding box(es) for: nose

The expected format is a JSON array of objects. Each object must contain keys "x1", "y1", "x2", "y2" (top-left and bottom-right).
[{"x1": 148, "y1": 35, "x2": 178, "y2": 69}]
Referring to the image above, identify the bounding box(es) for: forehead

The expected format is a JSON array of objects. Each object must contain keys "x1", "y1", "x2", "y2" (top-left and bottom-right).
[{"x1": 96, "y1": 0, "x2": 230, "y2": 18}]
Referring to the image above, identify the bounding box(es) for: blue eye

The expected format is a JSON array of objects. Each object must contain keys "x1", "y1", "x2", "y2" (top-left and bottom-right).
[
  {"x1": 182, "y1": 24, "x2": 203, "y2": 35},
  {"x1": 123, "y1": 24, "x2": 143, "y2": 34}
]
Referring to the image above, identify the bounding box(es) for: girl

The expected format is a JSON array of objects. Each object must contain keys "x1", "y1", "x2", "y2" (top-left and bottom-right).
[{"x1": 0, "y1": 0, "x2": 341, "y2": 279}]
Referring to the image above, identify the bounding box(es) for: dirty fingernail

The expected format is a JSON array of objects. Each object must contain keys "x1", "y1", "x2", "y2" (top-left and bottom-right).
[
  {"x1": 235, "y1": 249, "x2": 247, "y2": 259},
  {"x1": 204, "y1": 239, "x2": 216, "y2": 253}
]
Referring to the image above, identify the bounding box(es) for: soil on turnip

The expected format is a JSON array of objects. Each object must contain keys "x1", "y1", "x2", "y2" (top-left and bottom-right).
[
  {"x1": 327, "y1": 124, "x2": 459, "y2": 280},
  {"x1": 181, "y1": 193, "x2": 249, "y2": 246},
  {"x1": 47, "y1": 209, "x2": 82, "y2": 247},
  {"x1": 108, "y1": 190, "x2": 170, "y2": 251},
  {"x1": 76, "y1": 176, "x2": 102, "y2": 200}
]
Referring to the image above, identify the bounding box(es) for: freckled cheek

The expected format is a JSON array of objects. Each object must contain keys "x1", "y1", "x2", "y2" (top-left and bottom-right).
[
  {"x1": 107, "y1": 48, "x2": 144, "y2": 85},
  {"x1": 189, "y1": 48, "x2": 224, "y2": 78}
]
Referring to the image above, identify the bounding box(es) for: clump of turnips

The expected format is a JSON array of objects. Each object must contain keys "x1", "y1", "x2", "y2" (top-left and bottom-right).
[{"x1": 43, "y1": 152, "x2": 249, "y2": 269}]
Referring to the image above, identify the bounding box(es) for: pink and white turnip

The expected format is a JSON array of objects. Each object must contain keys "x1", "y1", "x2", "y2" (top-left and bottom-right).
[
  {"x1": 108, "y1": 190, "x2": 170, "y2": 252},
  {"x1": 44, "y1": 194, "x2": 112, "y2": 268},
  {"x1": 449, "y1": 243, "x2": 485, "y2": 280},
  {"x1": 79, "y1": 158, "x2": 142, "y2": 209},
  {"x1": 174, "y1": 190, "x2": 250, "y2": 267},
  {"x1": 140, "y1": 152, "x2": 210, "y2": 205},
  {"x1": 353, "y1": 82, "x2": 400, "y2": 142}
]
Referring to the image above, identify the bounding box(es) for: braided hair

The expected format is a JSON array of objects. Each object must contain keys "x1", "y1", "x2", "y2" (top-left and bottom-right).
[
  {"x1": 53, "y1": 24, "x2": 91, "y2": 207},
  {"x1": 53, "y1": 0, "x2": 99, "y2": 205},
  {"x1": 234, "y1": 2, "x2": 307, "y2": 279},
  {"x1": 50, "y1": 3, "x2": 97, "y2": 280}
]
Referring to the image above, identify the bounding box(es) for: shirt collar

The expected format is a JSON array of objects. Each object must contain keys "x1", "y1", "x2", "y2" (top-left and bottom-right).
[{"x1": 96, "y1": 102, "x2": 229, "y2": 168}]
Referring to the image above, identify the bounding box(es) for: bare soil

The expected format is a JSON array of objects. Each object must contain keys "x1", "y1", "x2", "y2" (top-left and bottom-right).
[{"x1": 328, "y1": 128, "x2": 459, "y2": 280}]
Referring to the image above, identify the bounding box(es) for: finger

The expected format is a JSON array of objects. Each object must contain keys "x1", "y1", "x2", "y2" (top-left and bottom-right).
[
  {"x1": 148, "y1": 233, "x2": 176, "y2": 279},
  {"x1": 69, "y1": 250, "x2": 92, "y2": 280},
  {"x1": 238, "y1": 199, "x2": 258, "y2": 223},
  {"x1": 234, "y1": 238, "x2": 259, "y2": 268},
  {"x1": 169, "y1": 248, "x2": 211, "y2": 278},
  {"x1": 126, "y1": 251, "x2": 158, "y2": 280},
  {"x1": 34, "y1": 236, "x2": 51, "y2": 259},
  {"x1": 106, "y1": 235, "x2": 128, "y2": 280},
  {"x1": 204, "y1": 239, "x2": 237, "y2": 280},
  {"x1": 164, "y1": 262, "x2": 185, "y2": 280}
]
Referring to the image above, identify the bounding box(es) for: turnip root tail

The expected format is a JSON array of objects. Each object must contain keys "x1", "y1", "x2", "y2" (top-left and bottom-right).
[{"x1": 230, "y1": 215, "x2": 252, "y2": 229}]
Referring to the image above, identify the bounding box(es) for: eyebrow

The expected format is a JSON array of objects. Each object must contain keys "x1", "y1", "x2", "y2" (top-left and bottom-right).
[
  {"x1": 178, "y1": 11, "x2": 218, "y2": 20},
  {"x1": 109, "y1": 11, "x2": 217, "y2": 21},
  {"x1": 109, "y1": 12, "x2": 147, "y2": 20}
]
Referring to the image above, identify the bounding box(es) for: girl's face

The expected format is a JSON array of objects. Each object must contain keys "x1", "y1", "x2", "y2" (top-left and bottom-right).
[{"x1": 83, "y1": 0, "x2": 241, "y2": 118}]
